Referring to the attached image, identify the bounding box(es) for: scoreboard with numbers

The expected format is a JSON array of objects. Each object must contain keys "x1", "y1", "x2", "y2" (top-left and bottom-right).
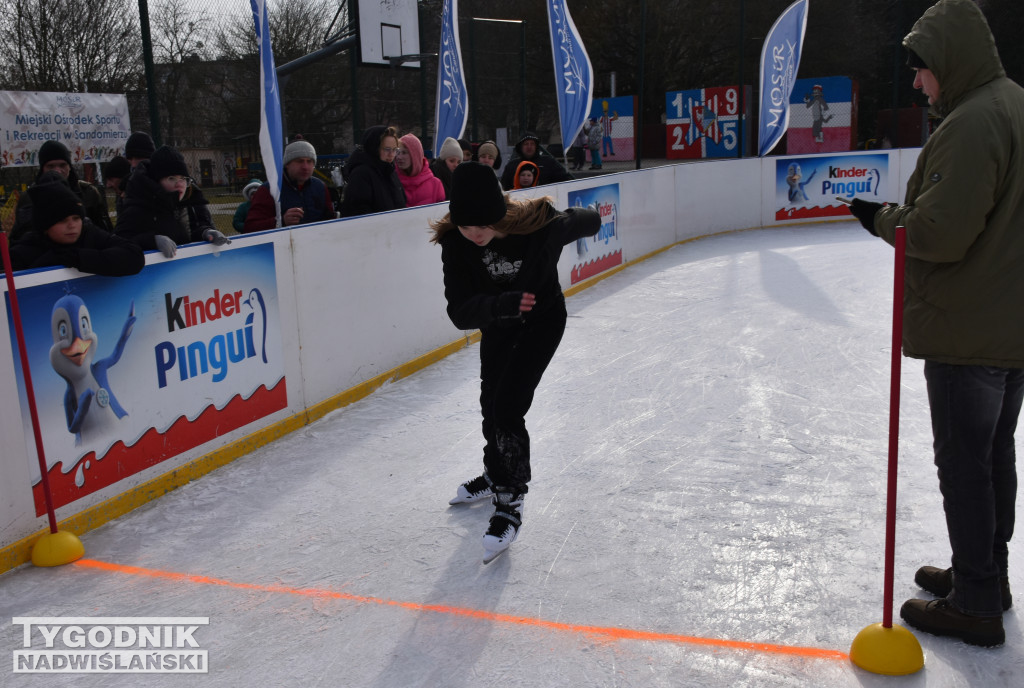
[{"x1": 665, "y1": 85, "x2": 751, "y2": 160}]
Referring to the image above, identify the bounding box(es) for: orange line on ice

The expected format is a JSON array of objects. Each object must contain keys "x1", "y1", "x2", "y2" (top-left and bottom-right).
[{"x1": 73, "y1": 558, "x2": 848, "y2": 661}]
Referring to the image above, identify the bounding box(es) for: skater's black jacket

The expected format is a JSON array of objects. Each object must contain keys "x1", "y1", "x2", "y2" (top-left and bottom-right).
[{"x1": 439, "y1": 203, "x2": 600, "y2": 331}]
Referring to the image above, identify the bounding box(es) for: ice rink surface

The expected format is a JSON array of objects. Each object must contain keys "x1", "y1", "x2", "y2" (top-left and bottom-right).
[{"x1": 2, "y1": 221, "x2": 1022, "y2": 687}]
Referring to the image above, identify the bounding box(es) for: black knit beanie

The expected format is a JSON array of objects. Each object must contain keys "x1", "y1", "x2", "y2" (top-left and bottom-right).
[
  {"x1": 104, "y1": 155, "x2": 131, "y2": 180},
  {"x1": 148, "y1": 146, "x2": 190, "y2": 180},
  {"x1": 125, "y1": 131, "x2": 156, "y2": 159},
  {"x1": 39, "y1": 140, "x2": 72, "y2": 167},
  {"x1": 29, "y1": 181, "x2": 84, "y2": 234},
  {"x1": 449, "y1": 162, "x2": 507, "y2": 227}
]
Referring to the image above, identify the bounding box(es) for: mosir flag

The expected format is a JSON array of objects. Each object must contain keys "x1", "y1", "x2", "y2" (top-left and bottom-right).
[
  {"x1": 548, "y1": 0, "x2": 593, "y2": 158},
  {"x1": 251, "y1": 0, "x2": 283, "y2": 225},
  {"x1": 435, "y1": 0, "x2": 468, "y2": 146},
  {"x1": 757, "y1": 0, "x2": 809, "y2": 156}
]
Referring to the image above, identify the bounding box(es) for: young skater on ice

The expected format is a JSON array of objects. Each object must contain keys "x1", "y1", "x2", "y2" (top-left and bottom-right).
[{"x1": 430, "y1": 162, "x2": 600, "y2": 562}]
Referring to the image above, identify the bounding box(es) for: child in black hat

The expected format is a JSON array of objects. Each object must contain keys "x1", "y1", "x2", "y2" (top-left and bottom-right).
[
  {"x1": 8, "y1": 181, "x2": 143, "y2": 276},
  {"x1": 115, "y1": 145, "x2": 229, "y2": 258},
  {"x1": 10, "y1": 140, "x2": 113, "y2": 241},
  {"x1": 429, "y1": 162, "x2": 600, "y2": 563}
]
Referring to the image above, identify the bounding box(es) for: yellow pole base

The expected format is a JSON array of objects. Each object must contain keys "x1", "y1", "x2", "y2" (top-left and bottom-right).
[
  {"x1": 850, "y1": 622, "x2": 924, "y2": 676},
  {"x1": 31, "y1": 531, "x2": 85, "y2": 567}
]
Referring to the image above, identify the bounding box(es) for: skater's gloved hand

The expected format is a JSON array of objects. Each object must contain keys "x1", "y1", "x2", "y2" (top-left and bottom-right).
[
  {"x1": 849, "y1": 198, "x2": 885, "y2": 236},
  {"x1": 154, "y1": 234, "x2": 177, "y2": 258},
  {"x1": 495, "y1": 291, "x2": 536, "y2": 319},
  {"x1": 202, "y1": 228, "x2": 231, "y2": 246}
]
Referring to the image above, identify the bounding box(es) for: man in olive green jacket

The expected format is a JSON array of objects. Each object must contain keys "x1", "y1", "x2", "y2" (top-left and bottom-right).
[{"x1": 849, "y1": 0, "x2": 1023, "y2": 648}]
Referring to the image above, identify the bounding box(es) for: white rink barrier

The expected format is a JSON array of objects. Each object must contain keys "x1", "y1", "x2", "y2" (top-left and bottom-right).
[{"x1": 0, "y1": 149, "x2": 920, "y2": 570}]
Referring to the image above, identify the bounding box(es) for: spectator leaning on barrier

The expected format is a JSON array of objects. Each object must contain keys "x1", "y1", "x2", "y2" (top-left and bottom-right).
[
  {"x1": 339, "y1": 125, "x2": 407, "y2": 218},
  {"x1": 500, "y1": 133, "x2": 573, "y2": 191},
  {"x1": 11, "y1": 140, "x2": 113, "y2": 241},
  {"x1": 116, "y1": 145, "x2": 229, "y2": 259},
  {"x1": 244, "y1": 139, "x2": 335, "y2": 232},
  {"x1": 847, "y1": 0, "x2": 1024, "y2": 648},
  {"x1": 9, "y1": 180, "x2": 143, "y2": 276}
]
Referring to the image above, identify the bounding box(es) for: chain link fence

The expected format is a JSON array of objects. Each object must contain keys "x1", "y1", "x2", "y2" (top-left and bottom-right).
[{"x1": 2, "y1": 0, "x2": 1023, "y2": 233}]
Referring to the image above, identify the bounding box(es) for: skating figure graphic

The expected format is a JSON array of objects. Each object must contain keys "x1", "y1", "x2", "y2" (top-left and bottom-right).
[{"x1": 804, "y1": 84, "x2": 833, "y2": 143}]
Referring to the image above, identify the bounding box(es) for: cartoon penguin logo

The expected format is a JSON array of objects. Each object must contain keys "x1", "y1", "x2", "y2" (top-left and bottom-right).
[
  {"x1": 786, "y1": 163, "x2": 816, "y2": 203},
  {"x1": 243, "y1": 288, "x2": 268, "y2": 364},
  {"x1": 49, "y1": 294, "x2": 136, "y2": 446}
]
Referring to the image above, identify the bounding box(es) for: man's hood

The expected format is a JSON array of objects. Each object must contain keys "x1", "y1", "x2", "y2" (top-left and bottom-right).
[{"x1": 903, "y1": 0, "x2": 1004, "y2": 116}]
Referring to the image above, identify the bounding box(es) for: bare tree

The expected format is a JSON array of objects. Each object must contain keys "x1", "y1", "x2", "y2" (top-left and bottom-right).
[
  {"x1": 149, "y1": 2, "x2": 216, "y2": 147},
  {"x1": 0, "y1": 0, "x2": 141, "y2": 93},
  {"x1": 214, "y1": 0, "x2": 355, "y2": 153}
]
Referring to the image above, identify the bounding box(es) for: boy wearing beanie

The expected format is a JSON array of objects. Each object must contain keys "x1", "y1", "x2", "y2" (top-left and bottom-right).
[
  {"x1": 9, "y1": 181, "x2": 143, "y2": 276},
  {"x1": 243, "y1": 138, "x2": 335, "y2": 231}
]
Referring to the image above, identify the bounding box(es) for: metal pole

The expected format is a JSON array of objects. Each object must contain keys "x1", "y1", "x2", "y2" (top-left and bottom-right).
[
  {"x1": 350, "y1": 47, "x2": 361, "y2": 145},
  {"x1": 470, "y1": 19, "x2": 478, "y2": 141},
  {"x1": 137, "y1": 0, "x2": 162, "y2": 145},
  {"x1": 636, "y1": 0, "x2": 646, "y2": 170},
  {"x1": 520, "y1": 20, "x2": 527, "y2": 136},
  {"x1": 890, "y1": 0, "x2": 903, "y2": 147},
  {"x1": 737, "y1": 0, "x2": 745, "y2": 158}
]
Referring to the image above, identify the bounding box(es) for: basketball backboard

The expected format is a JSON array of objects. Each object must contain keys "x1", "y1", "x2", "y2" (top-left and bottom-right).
[{"x1": 355, "y1": 0, "x2": 421, "y2": 67}]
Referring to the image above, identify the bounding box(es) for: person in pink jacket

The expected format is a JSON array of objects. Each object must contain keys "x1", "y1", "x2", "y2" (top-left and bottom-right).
[{"x1": 396, "y1": 133, "x2": 446, "y2": 207}]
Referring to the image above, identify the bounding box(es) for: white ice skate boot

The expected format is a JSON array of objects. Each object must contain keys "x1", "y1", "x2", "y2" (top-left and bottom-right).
[
  {"x1": 482, "y1": 491, "x2": 523, "y2": 564},
  {"x1": 449, "y1": 475, "x2": 493, "y2": 505}
]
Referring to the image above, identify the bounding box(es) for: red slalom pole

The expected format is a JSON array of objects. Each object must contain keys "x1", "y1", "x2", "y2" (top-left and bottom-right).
[
  {"x1": 0, "y1": 232, "x2": 60, "y2": 534},
  {"x1": 882, "y1": 225, "x2": 907, "y2": 628},
  {"x1": 845, "y1": 228, "x2": 920, "y2": 675}
]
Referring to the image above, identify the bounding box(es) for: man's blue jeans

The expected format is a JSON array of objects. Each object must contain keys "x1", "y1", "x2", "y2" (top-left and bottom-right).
[{"x1": 924, "y1": 361, "x2": 1024, "y2": 616}]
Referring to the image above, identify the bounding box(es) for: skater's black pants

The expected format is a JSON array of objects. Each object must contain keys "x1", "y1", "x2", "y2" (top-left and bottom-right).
[
  {"x1": 479, "y1": 299, "x2": 567, "y2": 493},
  {"x1": 925, "y1": 361, "x2": 1024, "y2": 616}
]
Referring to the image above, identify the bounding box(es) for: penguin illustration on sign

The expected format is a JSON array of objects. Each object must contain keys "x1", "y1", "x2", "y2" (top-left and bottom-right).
[{"x1": 48, "y1": 293, "x2": 136, "y2": 446}]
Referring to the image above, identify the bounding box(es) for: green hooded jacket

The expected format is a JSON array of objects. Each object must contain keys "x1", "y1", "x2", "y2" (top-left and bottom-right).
[{"x1": 873, "y1": 0, "x2": 1024, "y2": 368}]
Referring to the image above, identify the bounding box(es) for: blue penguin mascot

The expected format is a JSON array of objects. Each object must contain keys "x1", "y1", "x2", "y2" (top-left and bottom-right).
[{"x1": 48, "y1": 294, "x2": 136, "y2": 446}]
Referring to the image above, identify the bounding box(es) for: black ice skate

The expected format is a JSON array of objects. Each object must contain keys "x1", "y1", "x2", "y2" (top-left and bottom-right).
[
  {"x1": 482, "y1": 491, "x2": 523, "y2": 564},
  {"x1": 448, "y1": 475, "x2": 493, "y2": 505}
]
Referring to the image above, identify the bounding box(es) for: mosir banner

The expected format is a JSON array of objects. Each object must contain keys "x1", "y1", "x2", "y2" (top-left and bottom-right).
[{"x1": 0, "y1": 91, "x2": 131, "y2": 168}]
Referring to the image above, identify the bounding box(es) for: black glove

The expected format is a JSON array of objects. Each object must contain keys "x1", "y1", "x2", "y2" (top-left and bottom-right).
[
  {"x1": 495, "y1": 291, "x2": 525, "y2": 320},
  {"x1": 849, "y1": 198, "x2": 884, "y2": 236}
]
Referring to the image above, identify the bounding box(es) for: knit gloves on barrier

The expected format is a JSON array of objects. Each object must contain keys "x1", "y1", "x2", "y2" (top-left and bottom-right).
[
  {"x1": 202, "y1": 228, "x2": 231, "y2": 246},
  {"x1": 154, "y1": 234, "x2": 177, "y2": 258}
]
